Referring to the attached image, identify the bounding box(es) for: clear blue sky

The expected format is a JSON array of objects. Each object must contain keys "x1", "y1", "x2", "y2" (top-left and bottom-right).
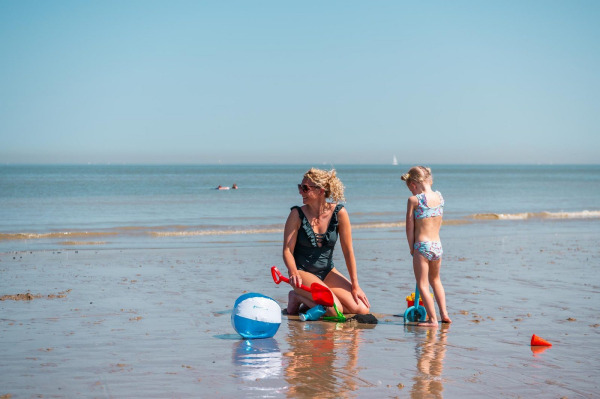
[{"x1": 1, "y1": 1, "x2": 599, "y2": 164}]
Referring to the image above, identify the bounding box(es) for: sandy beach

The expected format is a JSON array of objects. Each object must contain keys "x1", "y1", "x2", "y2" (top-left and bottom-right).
[{"x1": 1, "y1": 219, "x2": 599, "y2": 398}]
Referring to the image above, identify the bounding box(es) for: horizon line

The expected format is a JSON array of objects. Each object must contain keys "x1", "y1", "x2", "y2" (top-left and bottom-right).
[{"x1": 2, "y1": 162, "x2": 599, "y2": 167}]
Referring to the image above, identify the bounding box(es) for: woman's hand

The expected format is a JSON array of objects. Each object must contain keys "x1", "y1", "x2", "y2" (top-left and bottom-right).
[
  {"x1": 352, "y1": 284, "x2": 370, "y2": 308},
  {"x1": 289, "y1": 273, "x2": 302, "y2": 288}
]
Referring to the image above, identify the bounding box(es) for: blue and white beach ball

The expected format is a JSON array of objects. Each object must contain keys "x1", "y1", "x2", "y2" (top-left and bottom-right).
[{"x1": 231, "y1": 293, "x2": 281, "y2": 339}]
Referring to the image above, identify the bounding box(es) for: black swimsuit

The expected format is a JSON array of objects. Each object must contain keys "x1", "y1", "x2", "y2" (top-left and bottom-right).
[{"x1": 292, "y1": 204, "x2": 343, "y2": 280}]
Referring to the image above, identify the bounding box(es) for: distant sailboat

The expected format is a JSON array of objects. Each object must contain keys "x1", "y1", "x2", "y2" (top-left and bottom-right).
[{"x1": 392, "y1": 155, "x2": 398, "y2": 166}]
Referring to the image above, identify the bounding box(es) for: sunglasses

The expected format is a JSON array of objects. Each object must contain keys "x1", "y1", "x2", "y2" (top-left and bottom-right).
[{"x1": 297, "y1": 183, "x2": 319, "y2": 193}]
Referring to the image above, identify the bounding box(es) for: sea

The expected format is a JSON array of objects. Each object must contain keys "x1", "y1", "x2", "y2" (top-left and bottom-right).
[{"x1": 1, "y1": 164, "x2": 599, "y2": 253}]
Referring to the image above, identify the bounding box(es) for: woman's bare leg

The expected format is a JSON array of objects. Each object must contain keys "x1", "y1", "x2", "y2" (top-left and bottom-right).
[
  {"x1": 287, "y1": 290, "x2": 303, "y2": 314},
  {"x1": 290, "y1": 270, "x2": 339, "y2": 317},
  {"x1": 324, "y1": 268, "x2": 370, "y2": 315}
]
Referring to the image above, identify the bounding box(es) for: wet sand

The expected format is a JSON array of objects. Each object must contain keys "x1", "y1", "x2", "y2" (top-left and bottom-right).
[{"x1": 1, "y1": 219, "x2": 599, "y2": 398}]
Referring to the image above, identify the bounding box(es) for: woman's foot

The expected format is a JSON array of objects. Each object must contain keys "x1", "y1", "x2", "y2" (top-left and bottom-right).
[
  {"x1": 287, "y1": 290, "x2": 302, "y2": 315},
  {"x1": 417, "y1": 319, "x2": 439, "y2": 328}
]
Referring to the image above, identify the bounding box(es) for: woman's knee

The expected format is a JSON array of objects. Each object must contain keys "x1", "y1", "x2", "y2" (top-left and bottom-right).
[
  {"x1": 355, "y1": 304, "x2": 370, "y2": 315},
  {"x1": 344, "y1": 301, "x2": 370, "y2": 315}
]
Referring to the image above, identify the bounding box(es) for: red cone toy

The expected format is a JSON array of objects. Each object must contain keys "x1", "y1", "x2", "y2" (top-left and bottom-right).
[{"x1": 531, "y1": 334, "x2": 552, "y2": 347}]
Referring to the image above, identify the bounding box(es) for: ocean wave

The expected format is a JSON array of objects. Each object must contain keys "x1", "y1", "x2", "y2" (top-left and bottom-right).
[
  {"x1": 353, "y1": 220, "x2": 469, "y2": 228},
  {"x1": 150, "y1": 228, "x2": 284, "y2": 237},
  {"x1": 353, "y1": 222, "x2": 404, "y2": 229},
  {"x1": 0, "y1": 231, "x2": 118, "y2": 241},
  {"x1": 471, "y1": 210, "x2": 600, "y2": 220},
  {"x1": 2, "y1": 211, "x2": 597, "y2": 243}
]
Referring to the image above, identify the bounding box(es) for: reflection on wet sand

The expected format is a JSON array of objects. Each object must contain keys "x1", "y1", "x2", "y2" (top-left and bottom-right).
[
  {"x1": 232, "y1": 338, "x2": 285, "y2": 397},
  {"x1": 284, "y1": 320, "x2": 376, "y2": 398},
  {"x1": 408, "y1": 325, "x2": 449, "y2": 398}
]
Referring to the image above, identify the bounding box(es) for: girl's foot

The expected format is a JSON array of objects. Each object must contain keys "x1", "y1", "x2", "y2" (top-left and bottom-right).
[
  {"x1": 287, "y1": 290, "x2": 302, "y2": 315},
  {"x1": 417, "y1": 319, "x2": 439, "y2": 328},
  {"x1": 440, "y1": 313, "x2": 452, "y2": 323}
]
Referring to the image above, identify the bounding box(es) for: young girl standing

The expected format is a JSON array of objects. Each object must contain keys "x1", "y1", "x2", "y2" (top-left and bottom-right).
[{"x1": 401, "y1": 166, "x2": 451, "y2": 327}]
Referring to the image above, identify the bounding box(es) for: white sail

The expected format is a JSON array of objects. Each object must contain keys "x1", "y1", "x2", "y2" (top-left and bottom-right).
[{"x1": 392, "y1": 155, "x2": 398, "y2": 166}]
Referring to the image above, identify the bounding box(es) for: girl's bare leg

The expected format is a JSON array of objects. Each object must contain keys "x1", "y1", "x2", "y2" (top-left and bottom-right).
[
  {"x1": 428, "y1": 259, "x2": 451, "y2": 323},
  {"x1": 413, "y1": 253, "x2": 438, "y2": 327}
]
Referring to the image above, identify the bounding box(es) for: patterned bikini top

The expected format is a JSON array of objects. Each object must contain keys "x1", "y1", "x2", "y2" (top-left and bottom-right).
[{"x1": 414, "y1": 191, "x2": 444, "y2": 219}]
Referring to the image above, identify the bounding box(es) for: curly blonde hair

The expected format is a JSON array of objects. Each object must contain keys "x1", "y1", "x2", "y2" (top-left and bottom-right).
[
  {"x1": 401, "y1": 166, "x2": 433, "y2": 186},
  {"x1": 304, "y1": 168, "x2": 345, "y2": 203}
]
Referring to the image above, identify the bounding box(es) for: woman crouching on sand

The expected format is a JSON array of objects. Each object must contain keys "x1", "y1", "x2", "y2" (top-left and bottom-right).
[
  {"x1": 402, "y1": 166, "x2": 451, "y2": 327},
  {"x1": 283, "y1": 167, "x2": 370, "y2": 316}
]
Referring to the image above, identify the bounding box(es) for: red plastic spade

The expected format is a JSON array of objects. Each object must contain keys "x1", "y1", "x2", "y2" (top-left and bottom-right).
[{"x1": 270, "y1": 266, "x2": 334, "y2": 307}]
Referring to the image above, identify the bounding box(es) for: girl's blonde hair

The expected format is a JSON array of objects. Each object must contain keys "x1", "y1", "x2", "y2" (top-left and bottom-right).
[
  {"x1": 305, "y1": 168, "x2": 345, "y2": 203},
  {"x1": 401, "y1": 166, "x2": 433, "y2": 186}
]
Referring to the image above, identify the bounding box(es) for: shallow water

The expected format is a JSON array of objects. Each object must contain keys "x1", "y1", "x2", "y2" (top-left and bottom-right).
[{"x1": 1, "y1": 218, "x2": 598, "y2": 398}]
